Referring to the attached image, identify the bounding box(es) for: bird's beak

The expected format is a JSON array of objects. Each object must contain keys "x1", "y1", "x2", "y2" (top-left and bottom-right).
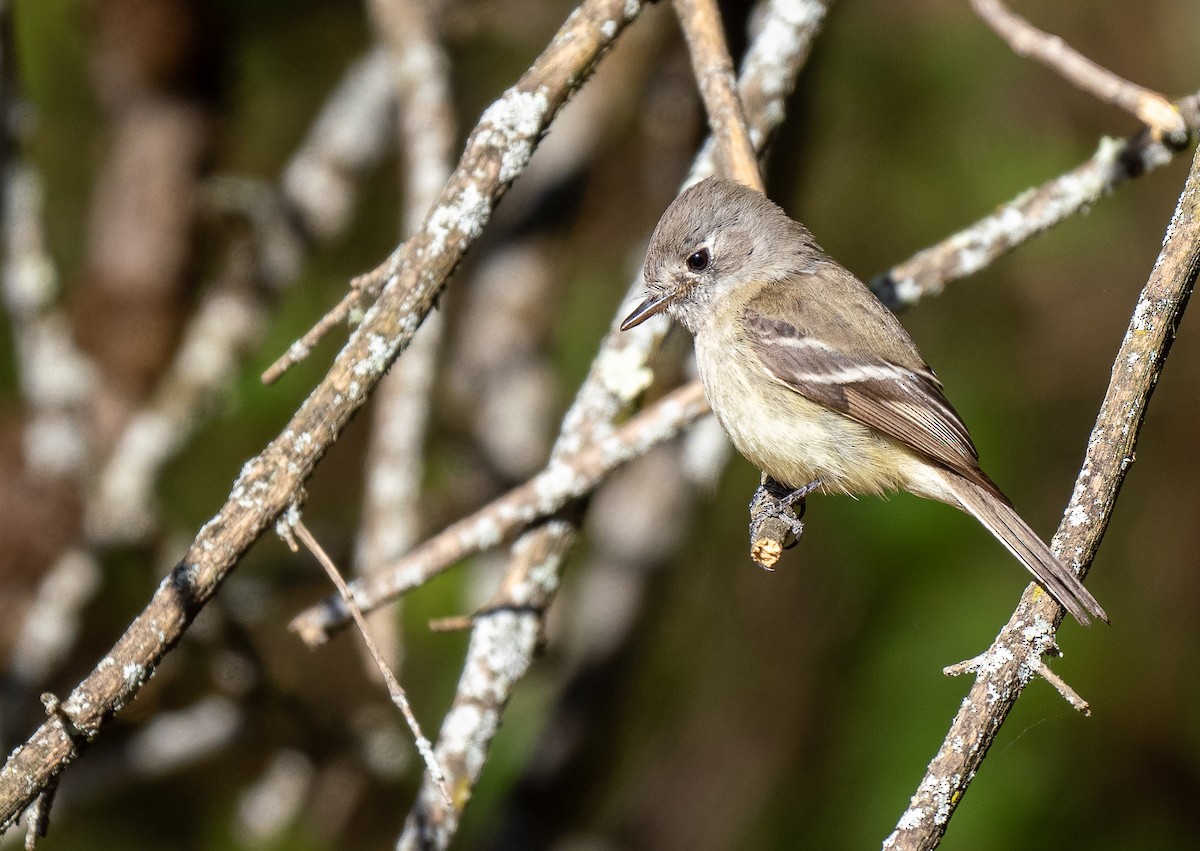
[{"x1": 620, "y1": 289, "x2": 675, "y2": 331}]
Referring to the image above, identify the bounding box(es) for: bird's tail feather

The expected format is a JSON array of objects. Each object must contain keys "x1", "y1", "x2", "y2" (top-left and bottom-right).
[{"x1": 946, "y1": 476, "x2": 1107, "y2": 626}]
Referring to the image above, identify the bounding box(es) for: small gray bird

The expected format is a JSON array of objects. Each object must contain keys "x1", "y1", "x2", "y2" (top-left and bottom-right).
[{"x1": 622, "y1": 176, "x2": 1106, "y2": 625}]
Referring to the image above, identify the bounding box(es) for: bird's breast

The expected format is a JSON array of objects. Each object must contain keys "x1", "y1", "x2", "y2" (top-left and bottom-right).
[{"x1": 692, "y1": 327, "x2": 916, "y2": 497}]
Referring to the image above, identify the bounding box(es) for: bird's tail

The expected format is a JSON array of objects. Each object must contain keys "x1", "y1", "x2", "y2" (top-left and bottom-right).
[{"x1": 945, "y1": 475, "x2": 1108, "y2": 626}]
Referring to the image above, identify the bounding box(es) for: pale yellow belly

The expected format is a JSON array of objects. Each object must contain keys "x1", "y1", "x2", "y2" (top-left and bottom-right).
[{"x1": 694, "y1": 334, "x2": 934, "y2": 499}]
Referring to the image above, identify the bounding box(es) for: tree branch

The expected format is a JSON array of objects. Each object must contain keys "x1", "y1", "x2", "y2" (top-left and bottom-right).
[
  {"x1": 971, "y1": 0, "x2": 1185, "y2": 141},
  {"x1": 674, "y1": 0, "x2": 764, "y2": 190},
  {"x1": 884, "y1": 140, "x2": 1200, "y2": 850},
  {"x1": 348, "y1": 0, "x2": 457, "y2": 672},
  {"x1": 290, "y1": 381, "x2": 710, "y2": 645},
  {"x1": 872, "y1": 90, "x2": 1200, "y2": 311}
]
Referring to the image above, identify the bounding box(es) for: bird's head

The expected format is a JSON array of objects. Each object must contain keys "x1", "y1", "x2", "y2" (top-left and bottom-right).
[{"x1": 621, "y1": 177, "x2": 812, "y2": 335}]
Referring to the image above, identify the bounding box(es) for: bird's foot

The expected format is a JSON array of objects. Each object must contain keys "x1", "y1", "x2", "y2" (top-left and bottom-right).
[{"x1": 749, "y1": 477, "x2": 820, "y2": 570}]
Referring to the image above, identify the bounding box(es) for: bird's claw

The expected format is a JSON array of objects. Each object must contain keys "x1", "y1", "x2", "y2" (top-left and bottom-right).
[{"x1": 749, "y1": 477, "x2": 820, "y2": 566}]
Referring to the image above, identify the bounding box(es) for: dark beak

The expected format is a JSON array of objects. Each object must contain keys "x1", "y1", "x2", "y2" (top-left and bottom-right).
[{"x1": 620, "y1": 289, "x2": 675, "y2": 331}]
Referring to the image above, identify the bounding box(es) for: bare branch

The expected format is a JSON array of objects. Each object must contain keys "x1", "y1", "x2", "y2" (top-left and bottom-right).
[
  {"x1": 285, "y1": 517, "x2": 450, "y2": 806},
  {"x1": 885, "y1": 140, "x2": 1200, "y2": 851},
  {"x1": 397, "y1": 519, "x2": 569, "y2": 850},
  {"x1": 674, "y1": 0, "x2": 763, "y2": 190},
  {"x1": 971, "y1": 0, "x2": 1186, "y2": 141},
  {"x1": 260, "y1": 288, "x2": 361, "y2": 385},
  {"x1": 873, "y1": 90, "x2": 1200, "y2": 311}
]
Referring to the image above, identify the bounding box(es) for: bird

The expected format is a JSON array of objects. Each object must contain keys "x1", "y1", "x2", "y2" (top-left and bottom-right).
[{"x1": 621, "y1": 176, "x2": 1106, "y2": 625}]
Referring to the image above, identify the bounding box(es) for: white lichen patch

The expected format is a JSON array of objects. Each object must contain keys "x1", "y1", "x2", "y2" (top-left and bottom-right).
[
  {"x1": 973, "y1": 645, "x2": 1015, "y2": 676},
  {"x1": 477, "y1": 89, "x2": 551, "y2": 184},
  {"x1": 426, "y1": 181, "x2": 491, "y2": 256},
  {"x1": 292, "y1": 431, "x2": 313, "y2": 454},
  {"x1": 122, "y1": 663, "x2": 146, "y2": 689},
  {"x1": 890, "y1": 275, "x2": 926, "y2": 308},
  {"x1": 597, "y1": 344, "x2": 654, "y2": 402},
  {"x1": 471, "y1": 515, "x2": 503, "y2": 550},
  {"x1": 451, "y1": 612, "x2": 541, "y2": 710},
  {"x1": 284, "y1": 338, "x2": 311, "y2": 364},
  {"x1": 895, "y1": 805, "x2": 925, "y2": 831},
  {"x1": 1128, "y1": 296, "x2": 1158, "y2": 333},
  {"x1": 534, "y1": 461, "x2": 578, "y2": 508},
  {"x1": 745, "y1": 0, "x2": 826, "y2": 101},
  {"x1": 777, "y1": 0, "x2": 828, "y2": 28},
  {"x1": 352, "y1": 332, "x2": 393, "y2": 377},
  {"x1": 439, "y1": 702, "x2": 482, "y2": 754}
]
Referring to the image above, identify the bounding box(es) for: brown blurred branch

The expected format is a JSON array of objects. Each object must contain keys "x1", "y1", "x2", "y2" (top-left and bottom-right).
[
  {"x1": 1, "y1": 166, "x2": 95, "y2": 480},
  {"x1": 0, "y1": 0, "x2": 648, "y2": 832},
  {"x1": 75, "y1": 0, "x2": 220, "y2": 450},
  {"x1": 872, "y1": 89, "x2": 1200, "y2": 311},
  {"x1": 884, "y1": 140, "x2": 1200, "y2": 850},
  {"x1": 971, "y1": 0, "x2": 1186, "y2": 141}
]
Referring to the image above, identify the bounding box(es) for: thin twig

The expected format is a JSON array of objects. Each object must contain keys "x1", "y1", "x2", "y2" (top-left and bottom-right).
[
  {"x1": 0, "y1": 0, "x2": 647, "y2": 830},
  {"x1": 285, "y1": 516, "x2": 451, "y2": 807},
  {"x1": 885, "y1": 140, "x2": 1200, "y2": 851},
  {"x1": 263, "y1": 46, "x2": 409, "y2": 383},
  {"x1": 1035, "y1": 661, "x2": 1091, "y2": 715},
  {"x1": 971, "y1": 0, "x2": 1186, "y2": 141},
  {"x1": 942, "y1": 647, "x2": 1089, "y2": 716},
  {"x1": 260, "y1": 287, "x2": 362, "y2": 385},
  {"x1": 265, "y1": 46, "x2": 410, "y2": 381}
]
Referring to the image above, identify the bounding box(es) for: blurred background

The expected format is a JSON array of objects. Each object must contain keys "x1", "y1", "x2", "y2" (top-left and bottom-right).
[{"x1": 2, "y1": 0, "x2": 1200, "y2": 848}]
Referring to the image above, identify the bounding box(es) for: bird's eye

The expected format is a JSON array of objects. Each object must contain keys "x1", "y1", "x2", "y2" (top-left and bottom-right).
[{"x1": 686, "y1": 248, "x2": 711, "y2": 272}]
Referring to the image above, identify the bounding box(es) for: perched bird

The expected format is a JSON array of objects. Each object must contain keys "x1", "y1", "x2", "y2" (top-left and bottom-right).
[{"x1": 621, "y1": 177, "x2": 1106, "y2": 625}]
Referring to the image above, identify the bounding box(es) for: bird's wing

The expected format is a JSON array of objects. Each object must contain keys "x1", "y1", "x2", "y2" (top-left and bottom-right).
[{"x1": 742, "y1": 309, "x2": 995, "y2": 492}]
